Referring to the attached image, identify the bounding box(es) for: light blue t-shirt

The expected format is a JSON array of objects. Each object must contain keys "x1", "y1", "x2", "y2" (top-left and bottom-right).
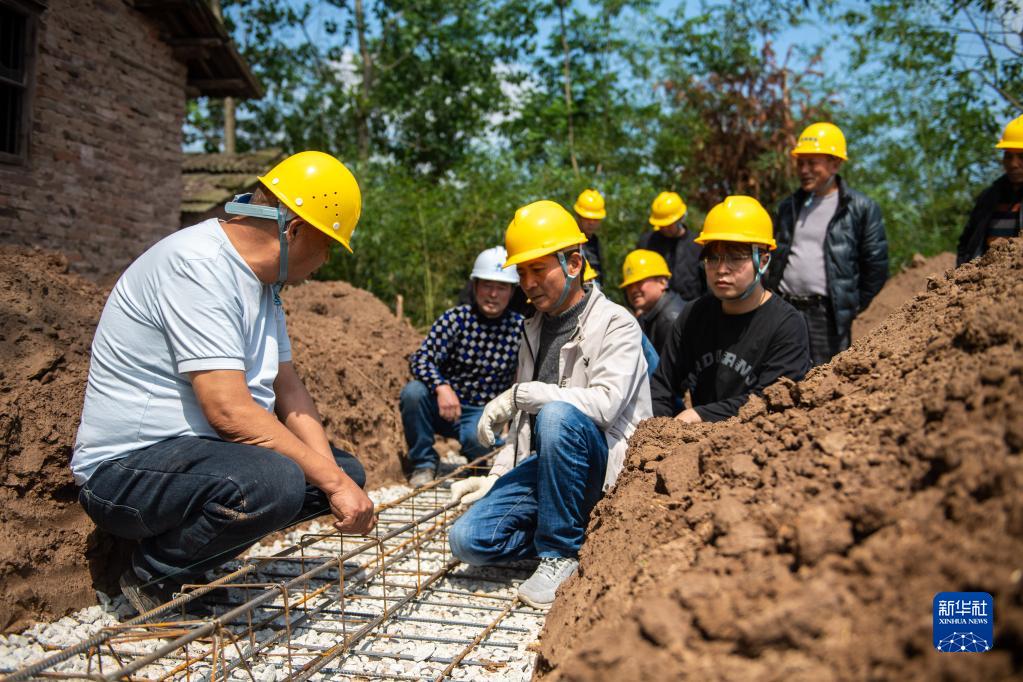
[{"x1": 71, "y1": 219, "x2": 291, "y2": 485}]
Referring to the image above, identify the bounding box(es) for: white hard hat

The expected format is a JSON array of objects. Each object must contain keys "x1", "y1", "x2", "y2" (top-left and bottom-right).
[{"x1": 471, "y1": 246, "x2": 519, "y2": 284}]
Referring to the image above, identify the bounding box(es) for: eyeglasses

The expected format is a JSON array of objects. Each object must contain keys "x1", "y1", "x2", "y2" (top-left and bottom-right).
[{"x1": 699, "y1": 252, "x2": 751, "y2": 269}]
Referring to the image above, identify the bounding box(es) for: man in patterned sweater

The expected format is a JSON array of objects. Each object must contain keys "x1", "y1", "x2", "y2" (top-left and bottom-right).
[{"x1": 400, "y1": 246, "x2": 524, "y2": 486}]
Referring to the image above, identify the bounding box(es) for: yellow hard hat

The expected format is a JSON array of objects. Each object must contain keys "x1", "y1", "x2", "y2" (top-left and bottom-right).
[
  {"x1": 583, "y1": 259, "x2": 599, "y2": 282},
  {"x1": 695, "y1": 195, "x2": 776, "y2": 250},
  {"x1": 619, "y1": 249, "x2": 671, "y2": 288},
  {"x1": 573, "y1": 189, "x2": 607, "y2": 220},
  {"x1": 258, "y1": 151, "x2": 362, "y2": 253},
  {"x1": 791, "y1": 122, "x2": 848, "y2": 161},
  {"x1": 996, "y1": 114, "x2": 1023, "y2": 151},
  {"x1": 649, "y1": 191, "x2": 687, "y2": 228},
  {"x1": 504, "y1": 200, "x2": 588, "y2": 267}
]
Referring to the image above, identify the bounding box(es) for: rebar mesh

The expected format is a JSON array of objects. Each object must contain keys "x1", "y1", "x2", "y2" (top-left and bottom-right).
[{"x1": 4, "y1": 456, "x2": 545, "y2": 681}]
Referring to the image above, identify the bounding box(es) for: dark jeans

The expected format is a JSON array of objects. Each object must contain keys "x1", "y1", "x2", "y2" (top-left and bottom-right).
[
  {"x1": 447, "y1": 401, "x2": 607, "y2": 563},
  {"x1": 399, "y1": 380, "x2": 494, "y2": 471},
  {"x1": 78, "y1": 436, "x2": 366, "y2": 586},
  {"x1": 784, "y1": 295, "x2": 850, "y2": 366}
]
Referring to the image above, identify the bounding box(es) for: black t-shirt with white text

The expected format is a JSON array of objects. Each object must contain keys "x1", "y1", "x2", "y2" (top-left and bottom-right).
[{"x1": 651, "y1": 293, "x2": 811, "y2": 421}]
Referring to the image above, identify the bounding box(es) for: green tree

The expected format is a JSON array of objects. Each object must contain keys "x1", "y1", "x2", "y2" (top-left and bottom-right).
[
  {"x1": 839, "y1": 0, "x2": 1023, "y2": 265},
  {"x1": 189, "y1": 0, "x2": 537, "y2": 175},
  {"x1": 650, "y1": 2, "x2": 835, "y2": 211}
]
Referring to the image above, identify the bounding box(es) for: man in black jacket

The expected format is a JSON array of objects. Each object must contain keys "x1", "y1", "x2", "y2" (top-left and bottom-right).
[
  {"x1": 620, "y1": 249, "x2": 686, "y2": 355},
  {"x1": 957, "y1": 114, "x2": 1023, "y2": 266},
  {"x1": 637, "y1": 191, "x2": 706, "y2": 301},
  {"x1": 765, "y1": 122, "x2": 888, "y2": 366},
  {"x1": 652, "y1": 196, "x2": 810, "y2": 422},
  {"x1": 574, "y1": 188, "x2": 606, "y2": 284}
]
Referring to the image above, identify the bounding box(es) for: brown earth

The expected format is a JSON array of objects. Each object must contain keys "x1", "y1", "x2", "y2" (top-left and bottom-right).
[
  {"x1": 538, "y1": 240, "x2": 1023, "y2": 681},
  {"x1": 283, "y1": 278, "x2": 422, "y2": 488},
  {"x1": 0, "y1": 246, "x2": 419, "y2": 632},
  {"x1": 854, "y1": 251, "x2": 956, "y2": 340},
  {"x1": 0, "y1": 246, "x2": 107, "y2": 633}
]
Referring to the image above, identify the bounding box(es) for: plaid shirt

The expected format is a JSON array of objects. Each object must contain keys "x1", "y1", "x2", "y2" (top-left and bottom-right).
[{"x1": 409, "y1": 304, "x2": 523, "y2": 406}]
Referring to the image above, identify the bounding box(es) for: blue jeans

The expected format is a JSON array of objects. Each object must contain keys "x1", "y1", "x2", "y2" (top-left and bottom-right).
[
  {"x1": 399, "y1": 380, "x2": 493, "y2": 471},
  {"x1": 447, "y1": 401, "x2": 607, "y2": 562},
  {"x1": 78, "y1": 437, "x2": 366, "y2": 586}
]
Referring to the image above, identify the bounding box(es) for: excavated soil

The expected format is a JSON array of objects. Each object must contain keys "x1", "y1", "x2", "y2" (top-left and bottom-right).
[
  {"x1": 0, "y1": 247, "x2": 106, "y2": 633},
  {"x1": 0, "y1": 246, "x2": 419, "y2": 632},
  {"x1": 283, "y1": 279, "x2": 421, "y2": 488},
  {"x1": 854, "y1": 251, "x2": 956, "y2": 340},
  {"x1": 538, "y1": 240, "x2": 1023, "y2": 681}
]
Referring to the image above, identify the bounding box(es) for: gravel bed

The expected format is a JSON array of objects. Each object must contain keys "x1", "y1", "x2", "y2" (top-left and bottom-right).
[{"x1": 0, "y1": 480, "x2": 545, "y2": 680}]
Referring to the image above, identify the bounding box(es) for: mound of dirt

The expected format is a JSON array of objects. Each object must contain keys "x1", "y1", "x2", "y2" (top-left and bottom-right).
[
  {"x1": 537, "y1": 241, "x2": 1023, "y2": 680},
  {"x1": 0, "y1": 247, "x2": 420, "y2": 632},
  {"x1": 284, "y1": 279, "x2": 422, "y2": 487},
  {"x1": 0, "y1": 246, "x2": 106, "y2": 633},
  {"x1": 854, "y1": 251, "x2": 956, "y2": 340}
]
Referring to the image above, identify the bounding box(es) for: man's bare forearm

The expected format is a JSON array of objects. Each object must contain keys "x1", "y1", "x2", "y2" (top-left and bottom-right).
[
  {"x1": 192, "y1": 370, "x2": 351, "y2": 492},
  {"x1": 221, "y1": 403, "x2": 351, "y2": 491},
  {"x1": 275, "y1": 381, "x2": 333, "y2": 461}
]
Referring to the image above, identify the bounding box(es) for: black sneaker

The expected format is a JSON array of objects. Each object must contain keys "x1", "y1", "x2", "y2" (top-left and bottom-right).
[
  {"x1": 119, "y1": 569, "x2": 176, "y2": 614},
  {"x1": 119, "y1": 570, "x2": 214, "y2": 619}
]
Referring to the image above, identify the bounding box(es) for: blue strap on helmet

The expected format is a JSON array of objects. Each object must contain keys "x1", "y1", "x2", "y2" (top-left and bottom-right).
[
  {"x1": 738, "y1": 245, "x2": 771, "y2": 300},
  {"x1": 224, "y1": 193, "x2": 292, "y2": 306},
  {"x1": 551, "y1": 250, "x2": 579, "y2": 310}
]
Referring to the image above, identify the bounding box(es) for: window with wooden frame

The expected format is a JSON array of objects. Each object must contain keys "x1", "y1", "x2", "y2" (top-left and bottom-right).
[{"x1": 0, "y1": 1, "x2": 42, "y2": 165}]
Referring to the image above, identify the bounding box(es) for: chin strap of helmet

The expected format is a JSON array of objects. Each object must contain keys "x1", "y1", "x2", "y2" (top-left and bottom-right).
[
  {"x1": 551, "y1": 250, "x2": 580, "y2": 310},
  {"x1": 736, "y1": 246, "x2": 771, "y2": 301},
  {"x1": 224, "y1": 193, "x2": 294, "y2": 305}
]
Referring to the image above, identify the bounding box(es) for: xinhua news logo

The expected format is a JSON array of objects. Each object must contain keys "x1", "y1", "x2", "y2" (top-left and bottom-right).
[{"x1": 933, "y1": 592, "x2": 994, "y2": 652}]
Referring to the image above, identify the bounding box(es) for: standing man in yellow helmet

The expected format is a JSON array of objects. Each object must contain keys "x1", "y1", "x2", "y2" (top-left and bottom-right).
[
  {"x1": 637, "y1": 191, "x2": 706, "y2": 302},
  {"x1": 957, "y1": 114, "x2": 1023, "y2": 265},
  {"x1": 71, "y1": 151, "x2": 375, "y2": 614},
  {"x1": 651, "y1": 196, "x2": 810, "y2": 422},
  {"x1": 574, "y1": 188, "x2": 606, "y2": 284},
  {"x1": 764, "y1": 122, "x2": 888, "y2": 366},
  {"x1": 620, "y1": 249, "x2": 686, "y2": 354},
  {"x1": 447, "y1": 200, "x2": 651, "y2": 609}
]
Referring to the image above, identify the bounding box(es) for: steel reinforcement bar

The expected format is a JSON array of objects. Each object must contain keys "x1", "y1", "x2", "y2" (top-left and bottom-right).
[{"x1": 3, "y1": 453, "x2": 550, "y2": 682}]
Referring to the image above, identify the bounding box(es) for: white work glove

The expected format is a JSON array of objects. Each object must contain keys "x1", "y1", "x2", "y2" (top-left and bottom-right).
[
  {"x1": 450, "y1": 475, "x2": 499, "y2": 505},
  {"x1": 477, "y1": 387, "x2": 517, "y2": 448}
]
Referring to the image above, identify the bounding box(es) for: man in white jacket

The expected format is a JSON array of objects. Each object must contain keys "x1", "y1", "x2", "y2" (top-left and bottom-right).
[{"x1": 448, "y1": 200, "x2": 652, "y2": 609}]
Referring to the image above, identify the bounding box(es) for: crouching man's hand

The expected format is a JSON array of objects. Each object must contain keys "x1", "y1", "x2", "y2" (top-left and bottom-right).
[
  {"x1": 674, "y1": 408, "x2": 703, "y2": 424},
  {"x1": 328, "y1": 477, "x2": 376, "y2": 534},
  {"x1": 477, "y1": 387, "x2": 517, "y2": 448},
  {"x1": 450, "y1": 475, "x2": 499, "y2": 505}
]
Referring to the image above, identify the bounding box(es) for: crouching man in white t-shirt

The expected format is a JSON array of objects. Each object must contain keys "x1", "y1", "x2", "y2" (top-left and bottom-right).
[{"x1": 71, "y1": 152, "x2": 375, "y2": 614}]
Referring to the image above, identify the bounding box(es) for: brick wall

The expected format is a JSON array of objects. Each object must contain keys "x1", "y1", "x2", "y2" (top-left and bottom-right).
[{"x1": 0, "y1": 0, "x2": 186, "y2": 278}]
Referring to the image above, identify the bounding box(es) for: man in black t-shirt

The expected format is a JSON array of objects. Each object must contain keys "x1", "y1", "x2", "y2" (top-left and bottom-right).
[{"x1": 651, "y1": 196, "x2": 811, "y2": 422}]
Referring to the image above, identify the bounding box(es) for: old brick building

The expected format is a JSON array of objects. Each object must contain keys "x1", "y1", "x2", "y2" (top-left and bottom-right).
[{"x1": 0, "y1": 0, "x2": 260, "y2": 278}]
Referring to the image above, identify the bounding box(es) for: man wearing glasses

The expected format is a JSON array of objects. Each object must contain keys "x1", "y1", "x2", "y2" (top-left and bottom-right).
[{"x1": 650, "y1": 196, "x2": 811, "y2": 423}]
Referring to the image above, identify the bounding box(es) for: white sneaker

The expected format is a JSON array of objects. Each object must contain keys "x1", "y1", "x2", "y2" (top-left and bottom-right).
[{"x1": 517, "y1": 557, "x2": 579, "y2": 610}]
